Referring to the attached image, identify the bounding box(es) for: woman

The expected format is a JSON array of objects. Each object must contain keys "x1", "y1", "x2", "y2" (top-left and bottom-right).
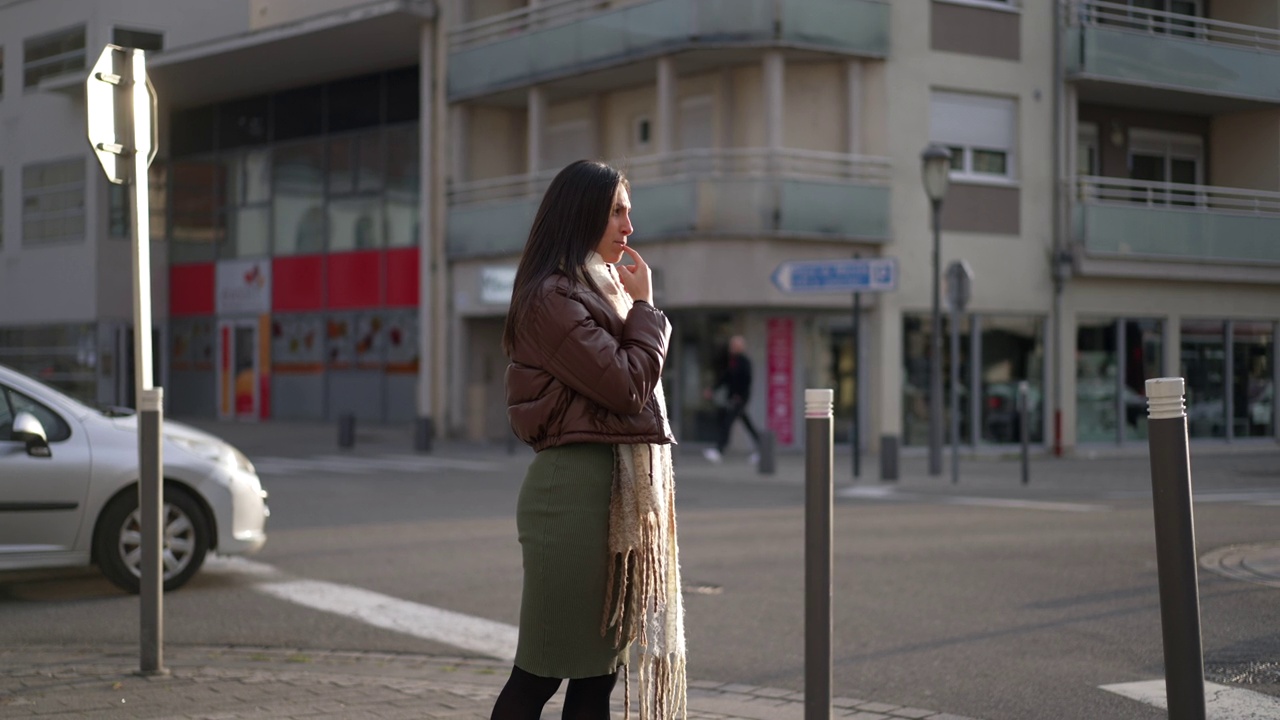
[{"x1": 492, "y1": 159, "x2": 687, "y2": 720}]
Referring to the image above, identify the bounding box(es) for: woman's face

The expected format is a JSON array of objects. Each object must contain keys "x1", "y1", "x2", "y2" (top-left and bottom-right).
[{"x1": 594, "y1": 185, "x2": 633, "y2": 264}]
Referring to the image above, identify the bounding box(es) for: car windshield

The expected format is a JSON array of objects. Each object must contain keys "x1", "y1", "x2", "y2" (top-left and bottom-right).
[{"x1": 0, "y1": 364, "x2": 105, "y2": 418}]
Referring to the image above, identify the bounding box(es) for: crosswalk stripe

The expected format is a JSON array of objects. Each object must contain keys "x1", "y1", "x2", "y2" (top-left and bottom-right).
[
  {"x1": 945, "y1": 497, "x2": 1109, "y2": 513},
  {"x1": 206, "y1": 557, "x2": 518, "y2": 660},
  {"x1": 1101, "y1": 679, "x2": 1280, "y2": 718}
]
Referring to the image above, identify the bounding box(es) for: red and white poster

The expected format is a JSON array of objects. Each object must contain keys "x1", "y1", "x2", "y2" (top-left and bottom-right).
[{"x1": 766, "y1": 317, "x2": 794, "y2": 446}]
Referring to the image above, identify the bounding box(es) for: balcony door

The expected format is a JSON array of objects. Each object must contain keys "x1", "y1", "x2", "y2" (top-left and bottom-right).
[{"x1": 1128, "y1": 129, "x2": 1202, "y2": 206}]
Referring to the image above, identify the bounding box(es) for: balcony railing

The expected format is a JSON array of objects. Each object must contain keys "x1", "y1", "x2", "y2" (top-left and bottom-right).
[
  {"x1": 447, "y1": 0, "x2": 890, "y2": 100},
  {"x1": 1075, "y1": 176, "x2": 1280, "y2": 264},
  {"x1": 448, "y1": 148, "x2": 892, "y2": 258},
  {"x1": 1065, "y1": 0, "x2": 1280, "y2": 101}
]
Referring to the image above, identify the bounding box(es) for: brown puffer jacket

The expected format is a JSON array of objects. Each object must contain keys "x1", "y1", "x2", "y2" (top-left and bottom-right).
[{"x1": 506, "y1": 273, "x2": 675, "y2": 451}]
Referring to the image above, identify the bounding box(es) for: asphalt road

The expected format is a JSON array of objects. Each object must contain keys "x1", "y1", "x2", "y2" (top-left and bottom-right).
[{"x1": 2, "y1": 447, "x2": 1278, "y2": 720}]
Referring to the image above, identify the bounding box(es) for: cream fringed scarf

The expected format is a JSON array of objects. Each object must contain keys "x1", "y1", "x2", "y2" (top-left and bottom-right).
[{"x1": 585, "y1": 252, "x2": 687, "y2": 720}]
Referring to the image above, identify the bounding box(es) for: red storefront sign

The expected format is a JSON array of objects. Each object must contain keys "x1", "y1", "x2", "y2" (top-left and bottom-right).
[{"x1": 766, "y1": 317, "x2": 794, "y2": 446}]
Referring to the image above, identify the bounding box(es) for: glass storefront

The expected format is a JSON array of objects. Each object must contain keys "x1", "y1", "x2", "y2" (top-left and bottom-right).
[
  {"x1": 1181, "y1": 319, "x2": 1226, "y2": 439},
  {"x1": 1233, "y1": 322, "x2": 1273, "y2": 439},
  {"x1": 0, "y1": 323, "x2": 99, "y2": 402},
  {"x1": 1076, "y1": 317, "x2": 1118, "y2": 443},
  {"x1": 904, "y1": 313, "x2": 1042, "y2": 446},
  {"x1": 979, "y1": 315, "x2": 1045, "y2": 444}
]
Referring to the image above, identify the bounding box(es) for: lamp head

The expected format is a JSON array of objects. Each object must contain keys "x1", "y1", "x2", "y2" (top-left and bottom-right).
[{"x1": 921, "y1": 143, "x2": 952, "y2": 203}]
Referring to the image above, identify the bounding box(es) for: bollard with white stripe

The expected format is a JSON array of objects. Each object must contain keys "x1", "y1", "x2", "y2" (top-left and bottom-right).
[
  {"x1": 1145, "y1": 377, "x2": 1206, "y2": 720},
  {"x1": 804, "y1": 389, "x2": 833, "y2": 720}
]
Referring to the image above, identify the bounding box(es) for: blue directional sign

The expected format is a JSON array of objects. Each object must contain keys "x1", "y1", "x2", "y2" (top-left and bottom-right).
[{"x1": 771, "y1": 257, "x2": 898, "y2": 294}]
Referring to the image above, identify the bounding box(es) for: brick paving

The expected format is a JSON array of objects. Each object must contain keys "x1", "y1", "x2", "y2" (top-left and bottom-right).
[{"x1": 0, "y1": 646, "x2": 980, "y2": 720}]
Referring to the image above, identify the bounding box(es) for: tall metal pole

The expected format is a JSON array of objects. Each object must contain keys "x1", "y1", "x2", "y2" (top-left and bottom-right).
[
  {"x1": 1145, "y1": 377, "x2": 1206, "y2": 720},
  {"x1": 929, "y1": 199, "x2": 944, "y2": 476},
  {"x1": 129, "y1": 48, "x2": 166, "y2": 677},
  {"x1": 949, "y1": 302, "x2": 960, "y2": 484},
  {"x1": 852, "y1": 253, "x2": 861, "y2": 480},
  {"x1": 804, "y1": 389, "x2": 833, "y2": 720}
]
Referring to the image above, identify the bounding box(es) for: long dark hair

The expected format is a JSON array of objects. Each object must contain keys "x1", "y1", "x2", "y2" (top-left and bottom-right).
[{"x1": 502, "y1": 160, "x2": 627, "y2": 356}]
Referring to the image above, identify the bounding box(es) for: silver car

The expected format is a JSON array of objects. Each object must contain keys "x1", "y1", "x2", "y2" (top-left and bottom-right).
[{"x1": 0, "y1": 363, "x2": 268, "y2": 592}]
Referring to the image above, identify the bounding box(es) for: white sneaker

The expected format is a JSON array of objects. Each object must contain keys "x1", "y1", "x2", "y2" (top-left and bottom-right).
[
  {"x1": 703, "y1": 448, "x2": 722, "y2": 463},
  {"x1": 749, "y1": 452, "x2": 760, "y2": 465}
]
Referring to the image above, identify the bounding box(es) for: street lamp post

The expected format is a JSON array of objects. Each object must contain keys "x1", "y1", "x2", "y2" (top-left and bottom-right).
[{"x1": 921, "y1": 144, "x2": 951, "y2": 477}]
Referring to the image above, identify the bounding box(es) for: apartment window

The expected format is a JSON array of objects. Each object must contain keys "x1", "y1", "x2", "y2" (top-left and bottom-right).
[
  {"x1": 1128, "y1": 129, "x2": 1202, "y2": 205},
  {"x1": 633, "y1": 116, "x2": 652, "y2": 152},
  {"x1": 930, "y1": 91, "x2": 1016, "y2": 182},
  {"x1": 112, "y1": 27, "x2": 163, "y2": 52},
  {"x1": 22, "y1": 158, "x2": 85, "y2": 246},
  {"x1": 24, "y1": 25, "x2": 86, "y2": 88}
]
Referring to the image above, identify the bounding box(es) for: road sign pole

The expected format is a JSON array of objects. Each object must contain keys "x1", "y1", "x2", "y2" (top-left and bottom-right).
[
  {"x1": 128, "y1": 47, "x2": 166, "y2": 678},
  {"x1": 852, "y1": 289, "x2": 860, "y2": 480}
]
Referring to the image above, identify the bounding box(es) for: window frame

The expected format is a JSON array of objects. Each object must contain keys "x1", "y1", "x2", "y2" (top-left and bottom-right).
[
  {"x1": 21, "y1": 157, "x2": 87, "y2": 247},
  {"x1": 930, "y1": 91, "x2": 1019, "y2": 185},
  {"x1": 22, "y1": 24, "x2": 86, "y2": 90}
]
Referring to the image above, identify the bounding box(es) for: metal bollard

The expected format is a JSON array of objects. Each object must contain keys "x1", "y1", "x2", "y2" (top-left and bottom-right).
[
  {"x1": 338, "y1": 412, "x2": 356, "y2": 449},
  {"x1": 804, "y1": 389, "x2": 833, "y2": 720},
  {"x1": 879, "y1": 434, "x2": 899, "y2": 482},
  {"x1": 1145, "y1": 377, "x2": 1206, "y2": 720},
  {"x1": 414, "y1": 416, "x2": 433, "y2": 453},
  {"x1": 1018, "y1": 381, "x2": 1030, "y2": 485},
  {"x1": 757, "y1": 429, "x2": 776, "y2": 475}
]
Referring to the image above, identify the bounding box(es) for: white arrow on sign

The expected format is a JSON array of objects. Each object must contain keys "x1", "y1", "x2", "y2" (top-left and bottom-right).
[{"x1": 771, "y1": 258, "x2": 898, "y2": 294}]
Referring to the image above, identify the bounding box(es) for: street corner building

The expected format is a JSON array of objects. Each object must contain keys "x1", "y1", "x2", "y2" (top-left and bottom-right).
[{"x1": 0, "y1": 0, "x2": 1276, "y2": 458}]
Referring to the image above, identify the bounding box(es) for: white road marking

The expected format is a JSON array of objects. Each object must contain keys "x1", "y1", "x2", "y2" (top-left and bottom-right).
[
  {"x1": 945, "y1": 497, "x2": 1108, "y2": 513},
  {"x1": 1101, "y1": 679, "x2": 1280, "y2": 718},
  {"x1": 206, "y1": 557, "x2": 518, "y2": 660},
  {"x1": 835, "y1": 486, "x2": 899, "y2": 499}
]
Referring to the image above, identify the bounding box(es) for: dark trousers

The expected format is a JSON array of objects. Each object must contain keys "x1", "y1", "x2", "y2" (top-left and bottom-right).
[{"x1": 717, "y1": 399, "x2": 761, "y2": 453}]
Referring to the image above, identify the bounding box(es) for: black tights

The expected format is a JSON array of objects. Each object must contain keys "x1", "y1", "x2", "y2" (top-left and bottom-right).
[{"x1": 490, "y1": 665, "x2": 619, "y2": 720}]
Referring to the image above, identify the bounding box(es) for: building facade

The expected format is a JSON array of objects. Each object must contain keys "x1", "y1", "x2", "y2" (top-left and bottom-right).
[{"x1": 1, "y1": 0, "x2": 1276, "y2": 455}]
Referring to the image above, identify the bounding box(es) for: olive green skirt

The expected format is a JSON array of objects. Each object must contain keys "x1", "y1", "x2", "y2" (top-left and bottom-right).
[{"x1": 515, "y1": 443, "x2": 628, "y2": 679}]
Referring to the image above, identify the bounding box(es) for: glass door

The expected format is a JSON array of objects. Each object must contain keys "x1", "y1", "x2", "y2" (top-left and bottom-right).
[{"x1": 217, "y1": 320, "x2": 260, "y2": 420}]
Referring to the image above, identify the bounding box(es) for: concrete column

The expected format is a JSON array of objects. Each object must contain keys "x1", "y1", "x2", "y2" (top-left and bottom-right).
[
  {"x1": 449, "y1": 105, "x2": 468, "y2": 186},
  {"x1": 656, "y1": 56, "x2": 676, "y2": 156},
  {"x1": 845, "y1": 60, "x2": 862, "y2": 156},
  {"x1": 720, "y1": 67, "x2": 735, "y2": 148},
  {"x1": 763, "y1": 51, "x2": 785, "y2": 152},
  {"x1": 417, "y1": 21, "x2": 436, "y2": 428},
  {"x1": 527, "y1": 86, "x2": 546, "y2": 173}
]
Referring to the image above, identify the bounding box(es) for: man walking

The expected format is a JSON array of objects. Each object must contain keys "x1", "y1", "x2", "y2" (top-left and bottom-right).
[{"x1": 703, "y1": 335, "x2": 761, "y2": 464}]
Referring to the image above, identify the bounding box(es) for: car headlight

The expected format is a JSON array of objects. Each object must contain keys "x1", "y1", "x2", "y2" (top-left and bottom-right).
[{"x1": 170, "y1": 435, "x2": 255, "y2": 475}]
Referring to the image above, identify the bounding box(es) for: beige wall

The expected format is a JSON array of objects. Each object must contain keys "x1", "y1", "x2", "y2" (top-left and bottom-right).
[
  {"x1": 1212, "y1": 0, "x2": 1279, "y2": 27},
  {"x1": 784, "y1": 62, "x2": 844, "y2": 151},
  {"x1": 467, "y1": 106, "x2": 526, "y2": 180},
  {"x1": 730, "y1": 65, "x2": 766, "y2": 147},
  {"x1": 1210, "y1": 109, "x2": 1280, "y2": 191},
  {"x1": 603, "y1": 85, "x2": 657, "y2": 159}
]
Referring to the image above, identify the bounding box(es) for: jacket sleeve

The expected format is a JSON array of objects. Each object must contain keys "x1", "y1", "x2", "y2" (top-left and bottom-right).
[{"x1": 521, "y1": 287, "x2": 670, "y2": 416}]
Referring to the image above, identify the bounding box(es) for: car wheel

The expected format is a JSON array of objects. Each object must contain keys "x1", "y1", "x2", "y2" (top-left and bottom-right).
[{"x1": 95, "y1": 486, "x2": 210, "y2": 593}]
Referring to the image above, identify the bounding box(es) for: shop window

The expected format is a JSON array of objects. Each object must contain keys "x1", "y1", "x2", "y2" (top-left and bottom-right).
[
  {"x1": 1232, "y1": 322, "x2": 1274, "y2": 439},
  {"x1": 273, "y1": 85, "x2": 324, "y2": 142},
  {"x1": 979, "y1": 315, "x2": 1044, "y2": 444},
  {"x1": 217, "y1": 95, "x2": 270, "y2": 150},
  {"x1": 385, "y1": 125, "x2": 420, "y2": 248},
  {"x1": 169, "y1": 159, "x2": 224, "y2": 262},
  {"x1": 903, "y1": 314, "x2": 972, "y2": 446},
  {"x1": 272, "y1": 141, "x2": 326, "y2": 255},
  {"x1": 328, "y1": 74, "x2": 382, "y2": 132},
  {"x1": 1181, "y1": 319, "x2": 1226, "y2": 439},
  {"x1": 1122, "y1": 319, "x2": 1163, "y2": 440},
  {"x1": 1076, "y1": 318, "x2": 1118, "y2": 443}
]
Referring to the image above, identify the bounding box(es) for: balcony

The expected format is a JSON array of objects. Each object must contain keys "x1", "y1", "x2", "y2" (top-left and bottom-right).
[
  {"x1": 448, "y1": 0, "x2": 890, "y2": 101},
  {"x1": 447, "y1": 148, "x2": 892, "y2": 258},
  {"x1": 1065, "y1": 0, "x2": 1280, "y2": 105},
  {"x1": 1073, "y1": 176, "x2": 1280, "y2": 267}
]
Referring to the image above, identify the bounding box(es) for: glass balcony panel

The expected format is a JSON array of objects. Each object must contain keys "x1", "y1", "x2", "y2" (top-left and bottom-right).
[
  {"x1": 1069, "y1": 3, "x2": 1280, "y2": 101},
  {"x1": 447, "y1": 198, "x2": 539, "y2": 257},
  {"x1": 631, "y1": 181, "x2": 697, "y2": 238},
  {"x1": 449, "y1": 0, "x2": 888, "y2": 99},
  {"x1": 1079, "y1": 203, "x2": 1280, "y2": 263},
  {"x1": 780, "y1": 180, "x2": 889, "y2": 240}
]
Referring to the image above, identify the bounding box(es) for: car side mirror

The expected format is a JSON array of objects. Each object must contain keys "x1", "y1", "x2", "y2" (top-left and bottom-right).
[{"x1": 12, "y1": 411, "x2": 51, "y2": 458}]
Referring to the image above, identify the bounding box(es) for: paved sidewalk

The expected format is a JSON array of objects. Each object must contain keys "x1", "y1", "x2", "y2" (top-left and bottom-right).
[{"x1": 0, "y1": 645, "x2": 977, "y2": 720}]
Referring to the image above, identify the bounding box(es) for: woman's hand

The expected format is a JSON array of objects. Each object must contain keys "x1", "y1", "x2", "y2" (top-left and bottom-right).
[{"x1": 617, "y1": 246, "x2": 653, "y2": 305}]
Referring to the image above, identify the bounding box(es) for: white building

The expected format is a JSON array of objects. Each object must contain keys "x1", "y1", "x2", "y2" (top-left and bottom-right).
[{"x1": 2, "y1": 0, "x2": 1276, "y2": 458}]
